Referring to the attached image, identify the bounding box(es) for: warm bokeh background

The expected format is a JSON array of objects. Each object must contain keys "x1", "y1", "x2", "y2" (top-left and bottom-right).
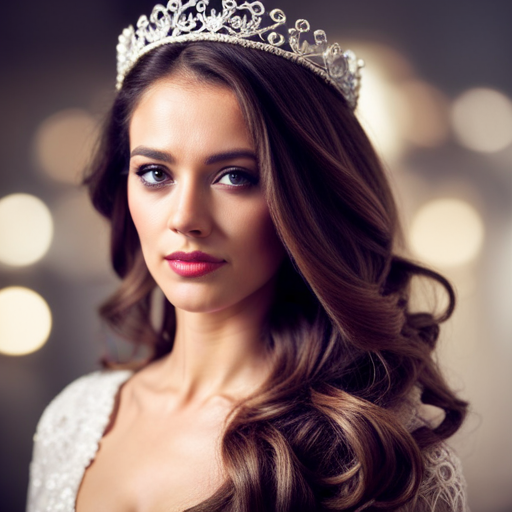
[{"x1": 1, "y1": 1, "x2": 511, "y2": 510}]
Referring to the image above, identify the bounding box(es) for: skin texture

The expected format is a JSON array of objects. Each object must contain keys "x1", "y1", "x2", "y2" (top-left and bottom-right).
[{"x1": 75, "y1": 75, "x2": 286, "y2": 512}]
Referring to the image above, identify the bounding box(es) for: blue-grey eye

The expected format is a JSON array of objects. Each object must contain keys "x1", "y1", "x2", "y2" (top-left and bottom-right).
[
  {"x1": 217, "y1": 171, "x2": 256, "y2": 186},
  {"x1": 143, "y1": 169, "x2": 167, "y2": 183},
  {"x1": 135, "y1": 166, "x2": 170, "y2": 186}
]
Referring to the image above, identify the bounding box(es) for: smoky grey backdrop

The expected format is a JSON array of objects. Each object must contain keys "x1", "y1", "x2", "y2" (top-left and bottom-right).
[{"x1": 1, "y1": 1, "x2": 511, "y2": 511}]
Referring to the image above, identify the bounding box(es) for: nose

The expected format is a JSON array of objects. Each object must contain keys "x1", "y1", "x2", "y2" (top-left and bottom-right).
[{"x1": 167, "y1": 177, "x2": 212, "y2": 238}]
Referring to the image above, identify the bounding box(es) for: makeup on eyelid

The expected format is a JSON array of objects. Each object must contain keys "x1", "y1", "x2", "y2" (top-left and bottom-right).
[{"x1": 133, "y1": 164, "x2": 259, "y2": 189}]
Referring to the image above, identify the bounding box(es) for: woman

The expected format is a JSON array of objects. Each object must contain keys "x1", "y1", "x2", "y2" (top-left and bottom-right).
[{"x1": 27, "y1": 1, "x2": 469, "y2": 511}]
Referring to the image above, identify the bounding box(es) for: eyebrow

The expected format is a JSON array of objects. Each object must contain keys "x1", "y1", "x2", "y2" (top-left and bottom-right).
[
  {"x1": 130, "y1": 146, "x2": 257, "y2": 165},
  {"x1": 205, "y1": 150, "x2": 257, "y2": 165},
  {"x1": 130, "y1": 147, "x2": 174, "y2": 163}
]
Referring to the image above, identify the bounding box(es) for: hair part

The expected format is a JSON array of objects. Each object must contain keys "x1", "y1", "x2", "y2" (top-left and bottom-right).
[{"x1": 85, "y1": 41, "x2": 467, "y2": 511}]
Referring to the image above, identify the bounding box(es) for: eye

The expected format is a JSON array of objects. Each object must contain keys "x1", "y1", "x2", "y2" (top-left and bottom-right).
[
  {"x1": 135, "y1": 166, "x2": 172, "y2": 188},
  {"x1": 216, "y1": 169, "x2": 258, "y2": 187}
]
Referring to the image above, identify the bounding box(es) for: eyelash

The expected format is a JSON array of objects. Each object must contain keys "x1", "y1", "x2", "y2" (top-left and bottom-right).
[
  {"x1": 135, "y1": 165, "x2": 170, "y2": 189},
  {"x1": 217, "y1": 169, "x2": 259, "y2": 188},
  {"x1": 134, "y1": 165, "x2": 259, "y2": 190}
]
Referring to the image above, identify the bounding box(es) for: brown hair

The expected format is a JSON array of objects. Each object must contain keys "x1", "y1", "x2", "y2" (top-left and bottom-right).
[{"x1": 85, "y1": 42, "x2": 467, "y2": 511}]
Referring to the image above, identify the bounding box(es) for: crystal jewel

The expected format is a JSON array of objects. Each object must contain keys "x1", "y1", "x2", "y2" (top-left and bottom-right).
[{"x1": 116, "y1": 0, "x2": 364, "y2": 109}]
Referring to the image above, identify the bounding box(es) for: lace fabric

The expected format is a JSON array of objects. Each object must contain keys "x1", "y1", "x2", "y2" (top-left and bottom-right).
[
  {"x1": 408, "y1": 444, "x2": 468, "y2": 512},
  {"x1": 26, "y1": 371, "x2": 469, "y2": 512},
  {"x1": 27, "y1": 371, "x2": 133, "y2": 512}
]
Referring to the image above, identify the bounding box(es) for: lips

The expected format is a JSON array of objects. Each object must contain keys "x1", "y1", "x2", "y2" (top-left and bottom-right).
[{"x1": 164, "y1": 251, "x2": 226, "y2": 278}]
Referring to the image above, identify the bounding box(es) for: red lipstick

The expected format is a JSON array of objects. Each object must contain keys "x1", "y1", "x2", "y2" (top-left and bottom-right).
[{"x1": 164, "y1": 251, "x2": 226, "y2": 278}]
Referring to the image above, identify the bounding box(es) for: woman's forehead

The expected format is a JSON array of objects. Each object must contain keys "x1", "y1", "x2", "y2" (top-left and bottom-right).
[{"x1": 129, "y1": 76, "x2": 253, "y2": 158}]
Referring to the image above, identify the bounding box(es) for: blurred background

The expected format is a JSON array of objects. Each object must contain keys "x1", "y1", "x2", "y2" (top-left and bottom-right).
[{"x1": 1, "y1": 0, "x2": 511, "y2": 510}]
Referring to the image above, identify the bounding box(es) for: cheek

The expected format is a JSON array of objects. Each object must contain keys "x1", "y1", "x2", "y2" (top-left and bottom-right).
[
  {"x1": 127, "y1": 180, "x2": 163, "y2": 250},
  {"x1": 228, "y1": 200, "x2": 286, "y2": 274}
]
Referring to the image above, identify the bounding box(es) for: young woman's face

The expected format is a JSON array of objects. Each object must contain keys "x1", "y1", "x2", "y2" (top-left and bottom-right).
[{"x1": 127, "y1": 74, "x2": 286, "y2": 313}]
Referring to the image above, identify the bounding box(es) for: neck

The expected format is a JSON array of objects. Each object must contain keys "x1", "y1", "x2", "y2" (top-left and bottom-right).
[{"x1": 158, "y1": 280, "x2": 275, "y2": 405}]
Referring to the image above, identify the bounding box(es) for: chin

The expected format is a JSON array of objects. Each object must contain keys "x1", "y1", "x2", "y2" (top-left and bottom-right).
[
  {"x1": 159, "y1": 278, "x2": 276, "y2": 316},
  {"x1": 159, "y1": 286, "x2": 234, "y2": 314}
]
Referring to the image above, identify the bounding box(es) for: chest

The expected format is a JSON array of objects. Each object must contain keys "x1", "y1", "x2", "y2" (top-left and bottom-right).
[{"x1": 75, "y1": 404, "x2": 228, "y2": 512}]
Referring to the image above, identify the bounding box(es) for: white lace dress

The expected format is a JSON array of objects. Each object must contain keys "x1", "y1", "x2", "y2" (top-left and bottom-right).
[{"x1": 26, "y1": 371, "x2": 469, "y2": 512}]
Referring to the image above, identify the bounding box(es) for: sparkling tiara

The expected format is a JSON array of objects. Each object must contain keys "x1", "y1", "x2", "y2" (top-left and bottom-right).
[{"x1": 116, "y1": 0, "x2": 364, "y2": 109}]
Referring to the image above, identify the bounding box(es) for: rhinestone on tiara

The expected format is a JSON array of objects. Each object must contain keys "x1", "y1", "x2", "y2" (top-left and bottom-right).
[{"x1": 116, "y1": 0, "x2": 364, "y2": 109}]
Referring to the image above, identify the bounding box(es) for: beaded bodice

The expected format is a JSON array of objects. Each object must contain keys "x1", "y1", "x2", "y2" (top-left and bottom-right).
[
  {"x1": 26, "y1": 371, "x2": 469, "y2": 511},
  {"x1": 27, "y1": 371, "x2": 133, "y2": 512}
]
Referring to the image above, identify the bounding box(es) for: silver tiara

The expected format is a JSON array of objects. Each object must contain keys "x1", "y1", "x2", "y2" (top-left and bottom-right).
[{"x1": 116, "y1": 1, "x2": 364, "y2": 109}]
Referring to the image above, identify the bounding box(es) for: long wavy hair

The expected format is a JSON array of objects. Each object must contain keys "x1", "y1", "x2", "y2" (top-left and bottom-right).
[{"x1": 85, "y1": 42, "x2": 467, "y2": 511}]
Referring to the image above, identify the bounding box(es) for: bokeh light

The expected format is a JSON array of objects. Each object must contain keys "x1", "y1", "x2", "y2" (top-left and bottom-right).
[
  {"x1": 353, "y1": 43, "x2": 412, "y2": 162},
  {"x1": 352, "y1": 44, "x2": 453, "y2": 159},
  {"x1": 33, "y1": 108, "x2": 98, "y2": 184},
  {"x1": 0, "y1": 194, "x2": 54, "y2": 267},
  {"x1": 451, "y1": 88, "x2": 512, "y2": 153},
  {"x1": 410, "y1": 198, "x2": 485, "y2": 267},
  {"x1": 0, "y1": 287, "x2": 52, "y2": 356},
  {"x1": 398, "y1": 80, "x2": 450, "y2": 148},
  {"x1": 357, "y1": 67, "x2": 407, "y2": 162}
]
